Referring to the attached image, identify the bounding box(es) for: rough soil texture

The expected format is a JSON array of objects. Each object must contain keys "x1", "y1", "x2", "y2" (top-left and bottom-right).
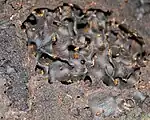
[{"x1": 0, "y1": 0, "x2": 150, "y2": 120}]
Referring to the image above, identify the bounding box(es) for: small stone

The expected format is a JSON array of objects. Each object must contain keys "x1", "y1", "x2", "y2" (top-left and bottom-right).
[{"x1": 6, "y1": 66, "x2": 15, "y2": 74}]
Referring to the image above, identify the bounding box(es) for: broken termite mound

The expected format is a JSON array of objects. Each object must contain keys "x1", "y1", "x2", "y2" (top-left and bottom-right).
[{"x1": 22, "y1": 3, "x2": 147, "y2": 88}]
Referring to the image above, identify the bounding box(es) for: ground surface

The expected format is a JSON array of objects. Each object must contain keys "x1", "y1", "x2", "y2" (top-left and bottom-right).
[{"x1": 0, "y1": 0, "x2": 150, "y2": 120}]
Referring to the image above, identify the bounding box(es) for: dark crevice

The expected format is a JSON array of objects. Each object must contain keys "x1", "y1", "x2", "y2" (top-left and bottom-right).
[
  {"x1": 60, "y1": 80, "x2": 73, "y2": 85},
  {"x1": 76, "y1": 22, "x2": 88, "y2": 29}
]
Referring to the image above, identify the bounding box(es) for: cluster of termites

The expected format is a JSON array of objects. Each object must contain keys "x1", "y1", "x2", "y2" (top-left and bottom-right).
[{"x1": 22, "y1": 3, "x2": 146, "y2": 87}]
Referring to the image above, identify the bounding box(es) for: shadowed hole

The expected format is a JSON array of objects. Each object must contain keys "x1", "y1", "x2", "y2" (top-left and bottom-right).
[
  {"x1": 68, "y1": 45, "x2": 76, "y2": 51},
  {"x1": 84, "y1": 75, "x2": 92, "y2": 87},
  {"x1": 77, "y1": 22, "x2": 88, "y2": 29},
  {"x1": 60, "y1": 81, "x2": 73, "y2": 85}
]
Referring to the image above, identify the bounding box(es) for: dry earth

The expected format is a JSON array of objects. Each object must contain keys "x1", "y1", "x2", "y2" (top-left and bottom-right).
[{"x1": 0, "y1": 0, "x2": 150, "y2": 120}]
